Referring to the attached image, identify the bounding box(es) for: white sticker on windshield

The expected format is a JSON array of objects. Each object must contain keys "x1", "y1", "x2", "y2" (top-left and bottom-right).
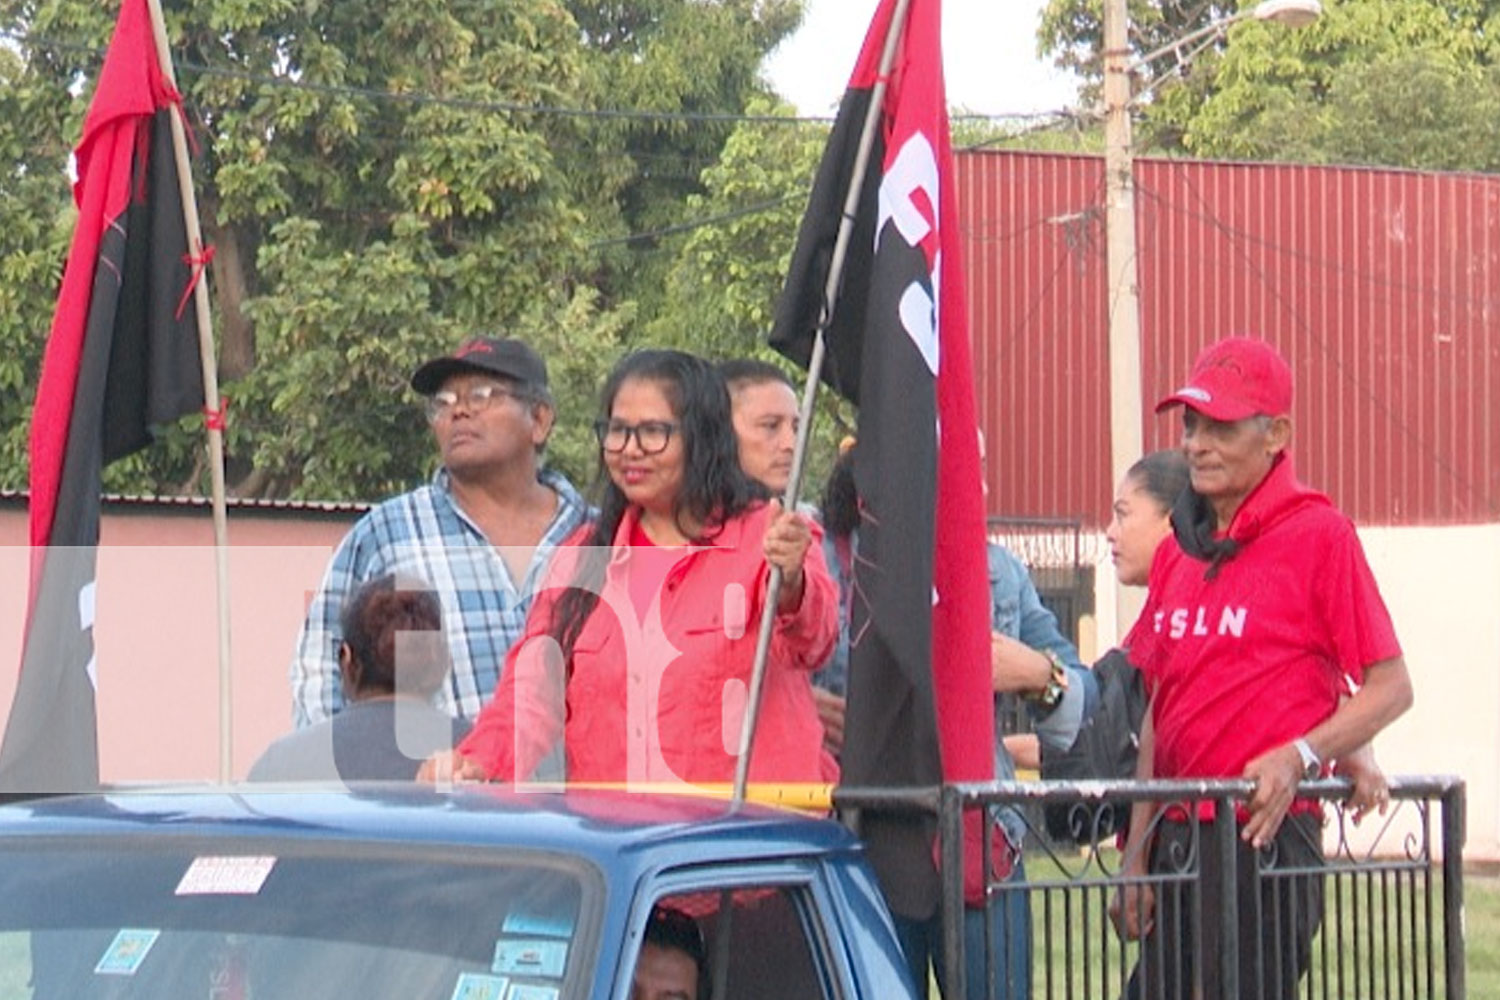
[
  {"x1": 174, "y1": 856, "x2": 276, "y2": 895},
  {"x1": 491, "y1": 938, "x2": 567, "y2": 978},
  {"x1": 94, "y1": 928, "x2": 160, "y2": 975},
  {"x1": 506, "y1": 986, "x2": 559, "y2": 1000},
  {"x1": 450, "y1": 972, "x2": 509, "y2": 1000},
  {"x1": 500, "y1": 912, "x2": 574, "y2": 939}
]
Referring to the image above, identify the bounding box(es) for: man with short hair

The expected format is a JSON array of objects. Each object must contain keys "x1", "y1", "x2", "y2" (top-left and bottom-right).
[
  {"x1": 1111, "y1": 336, "x2": 1413, "y2": 1000},
  {"x1": 717, "y1": 359, "x2": 799, "y2": 496},
  {"x1": 632, "y1": 905, "x2": 705, "y2": 1000},
  {"x1": 290, "y1": 336, "x2": 590, "y2": 727}
]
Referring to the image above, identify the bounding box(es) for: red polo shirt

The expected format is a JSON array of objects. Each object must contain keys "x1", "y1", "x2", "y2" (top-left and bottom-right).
[{"x1": 1125, "y1": 456, "x2": 1401, "y2": 781}]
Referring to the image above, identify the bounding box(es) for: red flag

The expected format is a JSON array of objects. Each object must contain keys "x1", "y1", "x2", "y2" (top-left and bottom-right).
[
  {"x1": 769, "y1": 0, "x2": 994, "y2": 917},
  {"x1": 0, "y1": 0, "x2": 205, "y2": 793}
]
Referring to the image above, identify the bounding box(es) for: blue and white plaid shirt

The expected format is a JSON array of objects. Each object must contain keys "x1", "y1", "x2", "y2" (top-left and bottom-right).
[{"x1": 290, "y1": 467, "x2": 591, "y2": 726}]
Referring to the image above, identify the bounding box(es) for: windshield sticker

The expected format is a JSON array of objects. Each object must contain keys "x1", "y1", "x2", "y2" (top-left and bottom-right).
[
  {"x1": 491, "y1": 938, "x2": 567, "y2": 979},
  {"x1": 449, "y1": 972, "x2": 510, "y2": 1000},
  {"x1": 500, "y1": 912, "x2": 574, "y2": 939},
  {"x1": 506, "y1": 986, "x2": 559, "y2": 1000},
  {"x1": 94, "y1": 928, "x2": 160, "y2": 975},
  {"x1": 175, "y1": 855, "x2": 276, "y2": 895}
]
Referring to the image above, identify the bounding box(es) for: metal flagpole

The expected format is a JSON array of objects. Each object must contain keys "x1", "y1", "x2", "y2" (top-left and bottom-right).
[
  {"x1": 144, "y1": 0, "x2": 235, "y2": 784},
  {"x1": 731, "y1": 0, "x2": 915, "y2": 807}
]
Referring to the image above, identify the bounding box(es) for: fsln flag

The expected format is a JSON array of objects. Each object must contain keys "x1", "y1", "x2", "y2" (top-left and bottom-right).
[
  {"x1": 0, "y1": 0, "x2": 206, "y2": 793},
  {"x1": 769, "y1": 0, "x2": 994, "y2": 917}
]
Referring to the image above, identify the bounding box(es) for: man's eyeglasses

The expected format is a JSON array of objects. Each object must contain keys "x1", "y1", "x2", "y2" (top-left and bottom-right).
[
  {"x1": 594, "y1": 419, "x2": 678, "y2": 455},
  {"x1": 426, "y1": 382, "x2": 526, "y2": 421}
]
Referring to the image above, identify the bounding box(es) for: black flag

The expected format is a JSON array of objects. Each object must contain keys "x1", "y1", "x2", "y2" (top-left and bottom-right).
[
  {"x1": 770, "y1": 0, "x2": 994, "y2": 917},
  {"x1": 1, "y1": 0, "x2": 205, "y2": 793}
]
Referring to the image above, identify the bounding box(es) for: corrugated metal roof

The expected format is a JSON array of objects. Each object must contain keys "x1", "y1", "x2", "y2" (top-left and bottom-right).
[
  {"x1": 0, "y1": 489, "x2": 370, "y2": 515},
  {"x1": 958, "y1": 149, "x2": 1500, "y2": 527}
]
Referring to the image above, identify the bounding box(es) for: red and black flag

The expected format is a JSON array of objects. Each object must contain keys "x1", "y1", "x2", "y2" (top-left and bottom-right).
[
  {"x1": 769, "y1": 0, "x2": 994, "y2": 917},
  {"x1": 0, "y1": 0, "x2": 205, "y2": 793}
]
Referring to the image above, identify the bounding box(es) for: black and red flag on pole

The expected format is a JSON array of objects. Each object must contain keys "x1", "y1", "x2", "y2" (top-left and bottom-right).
[
  {"x1": 769, "y1": 0, "x2": 995, "y2": 918},
  {"x1": 0, "y1": 0, "x2": 205, "y2": 793}
]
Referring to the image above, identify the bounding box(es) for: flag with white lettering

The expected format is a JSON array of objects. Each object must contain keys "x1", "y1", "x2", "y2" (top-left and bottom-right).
[
  {"x1": 769, "y1": 0, "x2": 994, "y2": 917},
  {"x1": 0, "y1": 0, "x2": 205, "y2": 793}
]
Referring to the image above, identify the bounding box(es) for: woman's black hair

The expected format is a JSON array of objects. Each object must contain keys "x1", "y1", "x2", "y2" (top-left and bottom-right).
[
  {"x1": 1125, "y1": 449, "x2": 1190, "y2": 514},
  {"x1": 551, "y1": 350, "x2": 766, "y2": 662},
  {"x1": 820, "y1": 445, "x2": 859, "y2": 540},
  {"x1": 339, "y1": 574, "x2": 447, "y2": 696}
]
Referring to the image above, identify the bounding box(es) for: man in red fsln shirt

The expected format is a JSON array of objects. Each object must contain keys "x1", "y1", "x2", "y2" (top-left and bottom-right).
[{"x1": 1110, "y1": 337, "x2": 1413, "y2": 1000}]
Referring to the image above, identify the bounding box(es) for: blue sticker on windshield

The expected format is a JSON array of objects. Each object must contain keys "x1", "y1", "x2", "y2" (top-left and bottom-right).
[
  {"x1": 450, "y1": 972, "x2": 510, "y2": 1000},
  {"x1": 94, "y1": 928, "x2": 160, "y2": 976},
  {"x1": 506, "y1": 985, "x2": 559, "y2": 1000},
  {"x1": 491, "y1": 938, "x2": 567, "y2": 978},
  {"x1": 500, "y1": 911, "x2": 574, "y2": 939}
]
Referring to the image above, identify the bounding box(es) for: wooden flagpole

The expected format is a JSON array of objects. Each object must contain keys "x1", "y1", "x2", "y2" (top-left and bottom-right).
[
  {"x1": 731, "y1": 0, "x2": 915, "y2": 807},
  {"x1": 144, "y1": 0, "x2": 235, "y2": 784}
]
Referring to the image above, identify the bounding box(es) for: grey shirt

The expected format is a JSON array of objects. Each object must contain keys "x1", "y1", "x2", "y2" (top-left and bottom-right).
[{"x1": 249, "y1": 699, "x2": 472, "y2": 782}]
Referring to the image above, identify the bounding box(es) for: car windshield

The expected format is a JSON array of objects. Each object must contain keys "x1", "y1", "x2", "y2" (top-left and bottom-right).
[{"x1": 0, "y1": 834, "x2": 598, "y2": 999}]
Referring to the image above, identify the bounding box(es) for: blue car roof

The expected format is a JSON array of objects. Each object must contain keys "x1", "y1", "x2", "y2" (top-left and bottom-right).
[{"x1": 0, "y1": 784, "x2": 863, "y2": 878}]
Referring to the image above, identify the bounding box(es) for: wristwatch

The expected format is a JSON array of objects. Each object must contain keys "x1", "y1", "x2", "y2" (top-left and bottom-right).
[
  {"x1": 1293, "y1": 737, "x2": 1321, "y2": 780},
  {"x1": 1023, "y1": 650, "x2": 1069, "y2": 713}
]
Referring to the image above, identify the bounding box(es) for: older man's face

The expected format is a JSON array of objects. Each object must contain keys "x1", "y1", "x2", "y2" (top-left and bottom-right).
[{"x1": 1181, "y1": 409, "x2": 1287, "y2": 524}]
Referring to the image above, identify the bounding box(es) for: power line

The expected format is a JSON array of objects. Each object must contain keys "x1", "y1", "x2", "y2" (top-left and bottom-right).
[
  {"x1": 589, "y1": 193, "x2": 806, "y2": 248},
  {"x1": 2, "y1": 26, "x2": 1071, "y2": 129}
]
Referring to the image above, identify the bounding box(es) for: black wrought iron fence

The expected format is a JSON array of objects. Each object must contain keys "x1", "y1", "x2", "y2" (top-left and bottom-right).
[{"x1": 838, "y1": 776, "x2": 1465, "y2": 1000}]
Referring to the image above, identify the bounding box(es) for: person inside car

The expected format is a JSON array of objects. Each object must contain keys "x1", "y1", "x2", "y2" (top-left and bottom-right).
[{"x1": 632, "y1": 904, "x2": 706, "y2": 1000}]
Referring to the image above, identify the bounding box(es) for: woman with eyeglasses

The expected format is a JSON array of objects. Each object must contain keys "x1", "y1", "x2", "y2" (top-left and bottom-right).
[{"x1": 422, "y1": 349, "x2": 838, "y2": 786}]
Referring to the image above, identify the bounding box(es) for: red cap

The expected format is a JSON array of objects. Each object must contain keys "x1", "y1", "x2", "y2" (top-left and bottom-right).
[{"x1": 1156, "y1": 337, "x2": 1293, "y2": 421}]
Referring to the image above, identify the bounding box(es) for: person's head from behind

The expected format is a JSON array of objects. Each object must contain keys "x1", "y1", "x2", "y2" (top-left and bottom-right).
[
  {"x1": 820, "y1": 437, "x2": 859, "y2": 540},
  {"x1": 632, "y1": 905, "x2": 705, "y2": 1000},
  {"x1": 592, "y1": 350, "x2": 763, "y2": 534},
  {"x1": 1107, "y1": 450, "x2": 1190, "y2": 587},
  {"x1": 410, "y1": 336, "x2": 556, "y2": 477},
  {"x1": 716, "y1": 359, "x2": 800, "y2": 495},
  {"x1": 338, "y1": 574, "x2": 449, "y2": 702},
  {"x1": 1155, "y1": 337, "x2": 1293, "y2": 520}
]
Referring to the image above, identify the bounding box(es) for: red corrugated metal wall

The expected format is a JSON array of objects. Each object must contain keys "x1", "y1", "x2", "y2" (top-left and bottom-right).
[{"x1": 957, "y1": 149, "x2": 1500, "y2": 527}]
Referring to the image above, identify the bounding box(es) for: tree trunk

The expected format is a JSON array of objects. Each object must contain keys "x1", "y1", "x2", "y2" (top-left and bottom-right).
[{"x1": 201, "y1": 197, "x2": 255, "y2": 381}]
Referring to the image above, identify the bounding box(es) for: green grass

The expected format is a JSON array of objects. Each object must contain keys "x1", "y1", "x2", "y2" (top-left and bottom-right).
[
  {"x1": 1016, "y1": 850, "x2": 1497, "y2": 999},
  {"x1": 1467, "y1": 875, "x2": 1500, "y2": 998}
]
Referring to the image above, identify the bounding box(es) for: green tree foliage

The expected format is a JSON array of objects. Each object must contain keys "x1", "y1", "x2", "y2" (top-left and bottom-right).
[
  {"x1": 0, "y1": 0, "x2": 796, "y2": 499},
  {"x1": 1039, "y1": 0, "x2": 1500, "y2": 171},
  {"x1": 643, "y1": 97, "x2": 853, "y2": 492},
  {"x1": 1158, "y1": 0, "x2": 1500, "y2": 168},
  {"x1": 1039, "y1": 0, "x2": 1245, "y2": 96}
]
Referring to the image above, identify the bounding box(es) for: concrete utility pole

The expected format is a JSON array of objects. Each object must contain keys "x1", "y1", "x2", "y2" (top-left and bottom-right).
[
  {"x1": 1098, "y1": 0, "x2": 1322, "y2": 640},
  {"x1": 1102, "y1": 0, "x2": 1144, "y2": 499},
  {"x1": 1102, "y1": 0, "x2": 1146, "y2": 635}
]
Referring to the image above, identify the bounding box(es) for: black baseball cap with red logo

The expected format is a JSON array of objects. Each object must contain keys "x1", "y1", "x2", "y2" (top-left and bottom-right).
[{"x1": 410, "y1": 336, "x2": 550, "y2": 395}]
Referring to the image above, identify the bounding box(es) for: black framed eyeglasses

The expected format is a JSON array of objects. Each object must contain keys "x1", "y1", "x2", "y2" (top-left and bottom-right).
[
  {"x1": 425, "y1": 382, "x2": 525, "y2": 421},
  {"x1": 593, "y1": 419, "x2": 678, "y2": 455}
]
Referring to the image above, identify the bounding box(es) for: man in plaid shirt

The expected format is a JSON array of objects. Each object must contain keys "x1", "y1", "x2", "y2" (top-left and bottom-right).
[{"x1": 290, "y1": 336, "x2": 591, "y2": 727}]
